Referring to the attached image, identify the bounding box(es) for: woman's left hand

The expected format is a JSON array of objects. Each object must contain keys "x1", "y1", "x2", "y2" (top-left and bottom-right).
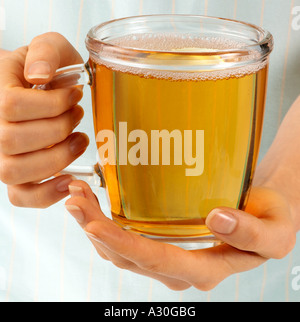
[{"x1": 65, "y1": 180, "x2": 296, "y2": 291}]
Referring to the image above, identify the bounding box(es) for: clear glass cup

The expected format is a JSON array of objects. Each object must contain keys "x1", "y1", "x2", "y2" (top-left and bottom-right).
[{"x1": 37, "y1": 15, "x2": 273, "y2": 249}]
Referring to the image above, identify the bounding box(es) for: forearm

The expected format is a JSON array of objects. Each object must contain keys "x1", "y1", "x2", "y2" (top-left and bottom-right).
[{"x1": 254, "y1": 95, "x2": 300, "y2": 229}]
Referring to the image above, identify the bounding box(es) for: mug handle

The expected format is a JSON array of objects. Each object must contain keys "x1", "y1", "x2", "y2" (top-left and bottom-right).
[{"x1": 33, "y1": 62, "x2": 104, "y2": 188}]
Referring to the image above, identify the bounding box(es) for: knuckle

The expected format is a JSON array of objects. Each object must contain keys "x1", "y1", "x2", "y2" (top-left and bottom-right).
[
  {"x1": 164, "y1": 281, "x2": 190, "y2": 291},
  {"x1": 193, "y1": 280, "x2": 219, "y2": 292},
  {"x1": 31, "y1": 188, "x2": 51, "y2": 209},
  {"x1": 140, "y1": 260, "x2": 162, "y2": 273},
  {"x1": 9, "y1": 46, "x2": 28, "y2": 67},
  {"x1": 11, "y1": 46, "x2": 28, "y2": 61},
  {"x1": 0, "y1": 155, "x2": 17, "y2": 184},
  {"x1": 30, "y1": 40, "x2": 49, "y2": 54},
  {"x1": 0, "y1": 89, "x2": 17, "y2": 121},
  {"x1": 112, "y1": 259, "x2": 136, "y2": 271},
  {"x1": 29, "y1": 32, "x2": 68, "y2": 66},
  {"x1": 0, "y1": 125, "x2": 17, "y2": 155},
  {"x1": 7, "y1": 185, "x2": 51, "y2": 209},
  {"x1": 46, "y1": 92, "x2": 69, "y2": 118},
  {"x1": 190, "y1": 249, "x2": 229, "y2": 291},
  {"x1": 48, "y1": 150, "x2": 64, "y2": 173},
  {"x1": 31, "y1": 32, "x2": 63, "y2": 48},
  {"x1": 39, "y1": 32, "x2": 65, "y2": 42},
  {"x1": 51, "y1": 118, "x2": 70, "y2": 143},
  {"x1": 95, "y1": 250, "x2": 110, "y2": 261},
  {"x1": 59, "y1": 111, "x2": 74, "y2": 139},
  {"x1": 7, "y1": 186, "x2": 22, "y2": 207}
]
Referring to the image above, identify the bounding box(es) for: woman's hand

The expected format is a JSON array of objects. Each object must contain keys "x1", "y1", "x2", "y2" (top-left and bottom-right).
[
  {"x1": 0, "y1": 33, "x2": 89, "y2": 208},
  {"x1": 65, "y1": 180, "x2": 296, "y2": 291}
]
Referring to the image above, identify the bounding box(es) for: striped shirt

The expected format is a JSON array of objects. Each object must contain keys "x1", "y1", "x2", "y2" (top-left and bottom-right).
[{"x1": 0, "y1": 0, "x2": 300, "y2": 302}]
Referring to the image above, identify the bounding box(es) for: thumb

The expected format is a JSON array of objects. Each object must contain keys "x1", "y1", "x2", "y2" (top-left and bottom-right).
[
  {"x1": 24, "y1": 32, "x2": 83, "y2": 85},
  {"x1": 205, "y1": 206, "x2": 295, "y2": 259}
]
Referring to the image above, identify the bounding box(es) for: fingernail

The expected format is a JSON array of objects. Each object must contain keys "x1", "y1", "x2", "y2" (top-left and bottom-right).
[
  {"x1": 65, "y1": 205, "x2": 85, "y2": 224},
  {"x1": 56, "y1": 176, "x2": 75, "y2": 192},
  {"x1": 69, "y1": 184, "x2": 85, "y2": 197},
  {"x1": 206, "y1": 209, "x2": 237, "y2": 235},
  {"x1": 27, "y1": 61, "x2": 51, "y2": 79},
  {"x1": 69, "y1": 133, "x2": 89, "y2": 156}
]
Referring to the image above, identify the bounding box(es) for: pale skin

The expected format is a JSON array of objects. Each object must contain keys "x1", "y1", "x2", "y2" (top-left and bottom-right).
[{"x1": 0, "y1": 33, "x2": 299, "y2": 291}]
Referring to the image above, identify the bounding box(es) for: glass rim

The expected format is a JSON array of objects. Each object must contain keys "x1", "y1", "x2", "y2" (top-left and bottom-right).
[{"x1": 86, "y1": 14, "x2": 274, "y2": 56}]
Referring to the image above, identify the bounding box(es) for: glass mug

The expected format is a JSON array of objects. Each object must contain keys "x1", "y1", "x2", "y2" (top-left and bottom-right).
[{"x1": 37, "y1": 15, "x2": 273, "y2": 248}]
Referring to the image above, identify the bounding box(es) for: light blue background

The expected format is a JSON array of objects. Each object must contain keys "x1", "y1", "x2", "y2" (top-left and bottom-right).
[{"x1": 0, "y1": 0, "x2": 300, "y2": 302}]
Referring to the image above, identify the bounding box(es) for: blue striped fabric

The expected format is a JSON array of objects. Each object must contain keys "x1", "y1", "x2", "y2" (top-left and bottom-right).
[{"x1": 0, "y1": 0, "x2": 300, "y2": 302}]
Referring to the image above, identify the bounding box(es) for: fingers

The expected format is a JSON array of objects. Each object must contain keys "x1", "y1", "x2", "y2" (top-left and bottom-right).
[
  {"x1": 0, "y1": 132, "x2": 89, "y2": 185},
  {"x1": 83, "y1": 218, "x2": 264, "y2": 291},
  {"x1": 65, "y1": 182, "x2": 293, "y2": 291},
  {"x1": 206, "y1": 187, "x2": 296, "y2": 259},
  {"x1": 64, "y1": 181, "x2": 268, "y2": 291},
  {"x1": 7, "y1": 175, "x2": 75, "y2": 208},
  {"x1": 87, "y1": 233, "x2": 191, "y2": 291},
  {"x1": 0, "y1": 105, "x2": 84, "y2": 155},
  {"x1": 68, "y1": 180, "x2": 101, "y2": 207},
  {"x1": 24, "y1": 32, "x2": 83, "y2": 84},
  {"x1": 65, "y1": 183, "x2": 191, "y2": 279},
  {"x1": 65, "y1": 181, "x2": 109, "y2": 225},
  {"x1": 0, "y1": 82, "x2": 83, "y2": 122},
  {"x1": 0, "y1": 34, "x2": 86, "y2": 209},
  {"x1": 0, "y1": 38, "x2": 83, "y2": 123},
  {"x1": 64, "y1": 185, "x2": 232, "y2": 286},
  {"x1": 64, "y1": 183, "x2": 191, "y2": 290}
]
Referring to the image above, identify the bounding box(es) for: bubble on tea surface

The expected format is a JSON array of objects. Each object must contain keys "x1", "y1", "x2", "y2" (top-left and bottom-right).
[{"x1": 93, "y1": 33, "x2": 267, "y2": 81}]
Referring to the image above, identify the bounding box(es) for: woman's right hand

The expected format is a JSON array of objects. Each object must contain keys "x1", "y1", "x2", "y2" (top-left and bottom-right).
[{"x1": 0, "y1": 32, "x2": 89, "y2": 208}]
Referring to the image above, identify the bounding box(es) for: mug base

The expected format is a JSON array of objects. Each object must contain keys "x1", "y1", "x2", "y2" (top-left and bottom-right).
[
  {"x1": 144, "y1": 235, "x2": 223, "y2": 250},
  {"x1": 112, "y1": 213, "x2": 221, "y2": 250}
]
